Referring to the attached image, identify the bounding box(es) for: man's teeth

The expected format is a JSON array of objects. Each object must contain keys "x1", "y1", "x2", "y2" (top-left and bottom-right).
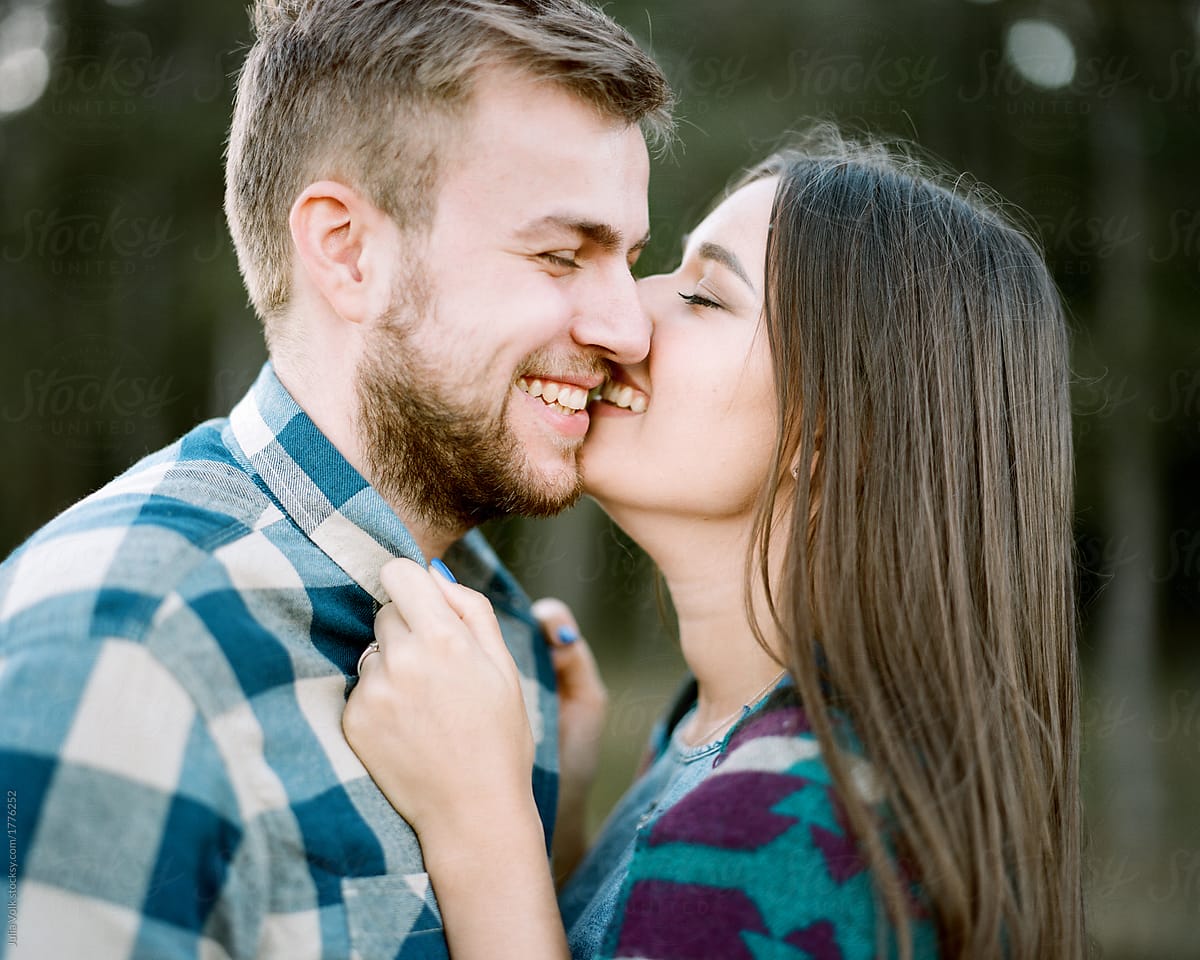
[
  {"x1": 517, "y1": 377, "x2": 590, "y2": 413},
  {"x1": 516, "y1": 376, "x2": 649, "y2": 414},
  {"x1": 599, "y1": 380, "x2": 648, "y2": 413}
]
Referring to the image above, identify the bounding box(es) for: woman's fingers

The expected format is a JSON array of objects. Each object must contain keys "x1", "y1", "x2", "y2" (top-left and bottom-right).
[
  {"x1": 345, "y1": 560, "x2": 538, "y2": 838},
  {"x1": 531, "y1": 598, "x2": 604, "y2": 704},
  {"x1": 378, "y1": 557, "x2": 505, "y2": 655},
  {"x1": 373, "y1": 558, "x2": 517, "y2": 693},
  {"x1": 356, "y1": 602, "x2": 406, "y2": 678},
  {"x1": 378, "y1": 557, "x2": 470, "y2": 647},
  {"x1": 428, "y1": 561, "x2": 513, "y2": 672},
  {"x1": 529, "y1": 596, "x2": 605, "y2": 880},
  {"x1": 373, "y1": 599, "x2": 409, "y2": 641},
  {"x1": 531, "y1": 597, "x2": 581, "y2": 648}
]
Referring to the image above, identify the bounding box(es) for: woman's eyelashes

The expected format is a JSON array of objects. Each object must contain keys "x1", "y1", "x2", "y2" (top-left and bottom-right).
[{"x1": 678, "y1": 290, "x2": 722, "y2": 309}]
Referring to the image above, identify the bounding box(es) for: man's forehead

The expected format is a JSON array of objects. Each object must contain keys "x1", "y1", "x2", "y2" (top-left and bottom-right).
[{"x1": 434, "y1": 74, "x2": 652, "y2": 245}]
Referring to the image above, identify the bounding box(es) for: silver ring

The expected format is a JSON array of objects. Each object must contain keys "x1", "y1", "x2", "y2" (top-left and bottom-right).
[{"x1": 356, "y1": 640, "x2": 381, "y2": 675}]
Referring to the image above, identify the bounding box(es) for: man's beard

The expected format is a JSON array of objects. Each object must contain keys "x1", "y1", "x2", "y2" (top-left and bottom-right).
[{"x1": 355, "y1": 289, "x2": 586, "y2": 534}]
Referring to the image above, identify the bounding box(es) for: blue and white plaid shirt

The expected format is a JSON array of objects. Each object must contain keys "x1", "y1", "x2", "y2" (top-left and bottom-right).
[{"x1": 0, "y1": 363, "x2": 559, "y2": 959}]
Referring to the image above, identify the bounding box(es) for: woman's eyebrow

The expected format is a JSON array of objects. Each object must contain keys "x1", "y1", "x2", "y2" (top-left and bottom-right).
[{"x1": 695, "y1": 240, "x2": 754, "y2": 291}]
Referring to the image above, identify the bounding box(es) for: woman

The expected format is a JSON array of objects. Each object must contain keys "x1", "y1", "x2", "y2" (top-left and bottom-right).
[{"x1": 344, "y1": 130, "x2": 1085, "y2": 959}]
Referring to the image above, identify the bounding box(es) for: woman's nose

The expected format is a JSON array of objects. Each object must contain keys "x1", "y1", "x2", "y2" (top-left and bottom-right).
[{"x1": 634, "y1": 272, "x2": 671, "y2": 331}]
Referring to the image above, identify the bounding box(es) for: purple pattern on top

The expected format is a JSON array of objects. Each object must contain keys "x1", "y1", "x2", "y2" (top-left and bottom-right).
[
  {"x1": 613, "y1": 880, "x2": 766, "y2": 960},
  {"x1": 647, "y1": 771, "x2": 805, "y2": 851},
  {"x1": 811, "y1": 821, "x2": 866, "y2": 884},
  {"x1": 810, "y1": 787, "x2": 867, "y2": 884},
  {"x1": 784, "y1": 919, "x2": 844, "y2": 960}
]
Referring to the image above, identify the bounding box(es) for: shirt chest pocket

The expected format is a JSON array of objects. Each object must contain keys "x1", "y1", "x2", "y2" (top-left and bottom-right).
[{"x1": 342, "y1": 872, "x2": 448, "y2": 959}]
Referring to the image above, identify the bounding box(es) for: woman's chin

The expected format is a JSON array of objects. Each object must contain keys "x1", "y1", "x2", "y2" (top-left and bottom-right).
[
  {"x1": 579, "y1": 445, "x2": 635, "y2": 517},
  {"x1": 578, "y1": 447, "x2": 614, "y2": 503},
  {"x1": 579, "y1": 422, "x2": 620, "y2": 486},
  {"x1": 580, "y1": 456, "x2": 664, "y2": 530},
  {"x1": 580, "y1": 418, "x2": 673, "y2": 520},
  {"x1": 578, "y1": 482, "x2": 642, "y2": 548}
]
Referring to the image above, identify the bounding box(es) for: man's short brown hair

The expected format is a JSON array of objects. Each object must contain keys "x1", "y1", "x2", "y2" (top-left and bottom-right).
[{"x1": 224, "y1": 0, "x2": 674, "y2": 333}]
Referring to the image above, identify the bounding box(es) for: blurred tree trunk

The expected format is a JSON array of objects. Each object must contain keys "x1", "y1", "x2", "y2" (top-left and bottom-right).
[{"x1": 1092, "y1": 85, "x2": 1162, "y2": 856}]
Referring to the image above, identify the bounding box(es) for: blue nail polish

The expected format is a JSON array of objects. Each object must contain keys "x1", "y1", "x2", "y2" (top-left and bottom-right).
[
  {"x1": 430, "y1": 558, "x2": 457, "y2": 583},
  {"x1": 556, "y1": 625, "x2": 579, "y2": 645}
]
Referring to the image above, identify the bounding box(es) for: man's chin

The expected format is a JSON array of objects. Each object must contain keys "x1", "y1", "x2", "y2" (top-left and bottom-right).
[
  {"x1": 511, "y1": 419, "x2": 583, "y2": 481},
  {"x1": 519, "y1": 462, "x2": 585, "y2": 516}
]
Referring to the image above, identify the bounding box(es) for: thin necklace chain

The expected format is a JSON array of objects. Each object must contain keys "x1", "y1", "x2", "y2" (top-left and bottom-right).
[{"x1": 687, "y1": 668, "x2": 787, "y2": 747}]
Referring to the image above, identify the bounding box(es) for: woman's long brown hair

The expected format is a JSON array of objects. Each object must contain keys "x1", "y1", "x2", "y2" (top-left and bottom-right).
[{"x1": 745, "y1": 129, "x2": 1084, "y2": 957}]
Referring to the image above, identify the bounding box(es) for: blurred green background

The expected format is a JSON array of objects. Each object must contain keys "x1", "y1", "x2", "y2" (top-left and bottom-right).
[{"x1": 1, "y1": 0, "x2": 1197, "y2": 955}]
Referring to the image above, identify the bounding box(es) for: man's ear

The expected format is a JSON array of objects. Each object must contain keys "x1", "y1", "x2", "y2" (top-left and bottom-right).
[{"x1": 289, "y1": 180, "x2": 394, "y2": 325}]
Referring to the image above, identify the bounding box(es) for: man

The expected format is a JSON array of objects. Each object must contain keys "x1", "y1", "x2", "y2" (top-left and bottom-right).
[{"x1": 0, "y1": 1, "x2": 671, "y2": 956}]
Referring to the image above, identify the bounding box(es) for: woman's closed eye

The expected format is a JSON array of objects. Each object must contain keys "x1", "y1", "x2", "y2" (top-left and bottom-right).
[{"x1": 678, "y1": 290, "x2": 723, "y2": 309}]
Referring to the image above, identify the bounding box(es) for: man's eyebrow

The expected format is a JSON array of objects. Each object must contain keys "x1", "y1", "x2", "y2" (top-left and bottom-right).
[
  {"x1": 684, "y1": 237, "x2": 754, "y2": 291},
  {"x1": 515, "y1": 215, "x2": 649, "y2": 254}
]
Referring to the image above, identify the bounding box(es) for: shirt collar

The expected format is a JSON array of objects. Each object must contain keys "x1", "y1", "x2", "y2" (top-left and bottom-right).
[{"x1": 225, "y1": 362, "x2": 424, "y2": 604}]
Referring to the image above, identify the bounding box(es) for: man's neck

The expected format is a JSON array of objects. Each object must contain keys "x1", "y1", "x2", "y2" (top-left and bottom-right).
[
  {"x1": 272, "y1": 341, "x2": 363, "y2": 472},
  {"x1": 403, "y1": 519, "x2": 465, "y2": 565},
  {"x1": 272, "y1": 350, "x2": 468, "y2": 563}
]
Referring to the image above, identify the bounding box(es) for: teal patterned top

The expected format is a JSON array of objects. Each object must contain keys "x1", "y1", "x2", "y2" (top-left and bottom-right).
[{"x1": 599, "y1": 693, "x2": 940, "y2": 959}]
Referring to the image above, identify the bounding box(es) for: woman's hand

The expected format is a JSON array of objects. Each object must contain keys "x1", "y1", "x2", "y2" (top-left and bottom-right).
[
  {"x1": 343, "y1": 557, "x2": 535, "y2": 837},
  {"x1": 531, "y1": 598, "x2": 607, "y2": 885},
  {"x1": 342, "y1": 558, "x2": 568, "y2": 960}
]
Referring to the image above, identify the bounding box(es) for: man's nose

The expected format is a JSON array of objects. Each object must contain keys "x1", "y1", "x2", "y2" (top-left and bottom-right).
[{"x1": 570, "y1": 265, "x2": 651, "y2": 366}]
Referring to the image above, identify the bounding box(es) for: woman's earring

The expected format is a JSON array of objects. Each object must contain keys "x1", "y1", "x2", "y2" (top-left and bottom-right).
[{"x1": 790, "y1": 464, "x2": 799, "y2": 479}]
